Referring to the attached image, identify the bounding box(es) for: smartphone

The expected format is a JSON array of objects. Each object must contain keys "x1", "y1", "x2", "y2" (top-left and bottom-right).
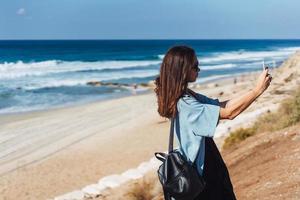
[{"x1": 262, "y1": 61, "x2": 269, "y2": 70}]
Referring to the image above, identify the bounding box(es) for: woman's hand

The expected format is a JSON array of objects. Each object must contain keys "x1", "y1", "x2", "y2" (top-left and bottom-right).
[{"x1": 254, "y1": 67, "x2": 272, "y2": 95}]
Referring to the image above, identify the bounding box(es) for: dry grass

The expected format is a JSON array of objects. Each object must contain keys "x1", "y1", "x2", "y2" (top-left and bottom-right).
[
  {"x1": 222, "y1": 127, "x2": 256, "y2": 149},
  {"x1": 284, "y1": 72, "x2": 294, "y2": 82},
  {"x1": 126, "y1": 175, "x2": 164, "y2": 200}
]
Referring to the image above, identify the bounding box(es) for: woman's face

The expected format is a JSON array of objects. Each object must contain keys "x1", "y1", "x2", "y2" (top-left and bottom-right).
[{"x1": 187, "y1": 59, "x2": 200, "y2": 82}]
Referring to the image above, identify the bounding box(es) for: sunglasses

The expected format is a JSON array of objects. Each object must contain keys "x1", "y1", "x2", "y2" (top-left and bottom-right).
[{"x1": 192, "y1": 63, "x2": 200, "y2": 72}]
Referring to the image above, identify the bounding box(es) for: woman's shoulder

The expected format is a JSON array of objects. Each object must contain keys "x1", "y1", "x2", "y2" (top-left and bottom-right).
[
  {"x1": 177, "y1": 91, "x2": 203, "y2": 107},
  {"x1": 177, "y1": 90, "x2": 219, "y2": 108},
  {"x1": 179, "y1": 89, "x2": 204, "y2": 101}
]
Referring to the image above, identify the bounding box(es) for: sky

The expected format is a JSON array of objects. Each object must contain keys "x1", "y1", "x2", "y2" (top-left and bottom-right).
[{"x1": 0, "y1": 0, "x2": 299, "y2": 40}]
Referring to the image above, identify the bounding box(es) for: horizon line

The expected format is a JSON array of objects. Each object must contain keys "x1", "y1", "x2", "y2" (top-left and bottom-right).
[{"x1": 1, "y1": 38, "x2": 300, "y2": 41}]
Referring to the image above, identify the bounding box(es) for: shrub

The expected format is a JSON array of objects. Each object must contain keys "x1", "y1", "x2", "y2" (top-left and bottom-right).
[
  {"x1": 126, "y1": 176, "x2": 163, "y2": 200},
  {"x1": 223, "y1": 127, "x2": 256, "y2": 149}
]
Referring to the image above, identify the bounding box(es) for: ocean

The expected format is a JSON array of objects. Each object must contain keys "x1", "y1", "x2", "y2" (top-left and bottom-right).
[{"x1": 1, "y1": 39, "x2": 300, "y2": 114}]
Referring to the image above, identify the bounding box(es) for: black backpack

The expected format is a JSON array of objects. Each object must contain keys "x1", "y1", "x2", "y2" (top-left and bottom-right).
[{"x1": 154, "y1": 116, "x2": 206, "y2": 200}]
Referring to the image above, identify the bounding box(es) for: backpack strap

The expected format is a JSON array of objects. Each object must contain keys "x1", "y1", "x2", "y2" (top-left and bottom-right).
[{"x1": 168, "y1": 89, "x2": 199, "y2": 153}]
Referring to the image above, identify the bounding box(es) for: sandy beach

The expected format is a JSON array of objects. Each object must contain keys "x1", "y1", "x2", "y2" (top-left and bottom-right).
[{"x1": 0, "y1": 52, "x2": 300, "y2": 200}]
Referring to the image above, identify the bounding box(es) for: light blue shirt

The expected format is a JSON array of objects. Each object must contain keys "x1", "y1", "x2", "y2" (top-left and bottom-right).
[{"x1": 174, "y1": 91, "x2": 220, "y2": 176}]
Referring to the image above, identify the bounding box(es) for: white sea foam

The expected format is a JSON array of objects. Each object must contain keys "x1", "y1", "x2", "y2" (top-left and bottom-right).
[
  {"x1": 0, "y1": 60, "x2": 161, "y2": 80},
  {"x1": 0, "y1": 104, "x2": 50, "y2": 114},
  {"x1": 277, "y1": 46, "x2": 300, "y2": 52},
  {"x1": 157, "y1": 46, "x2": 299, "y2": 66},
  {"x1": 158, "y1": 54, "x2": 164, "y2": 59},
  {"x1": 199, "y1": 47, "x2": 300, "y2": 63},
  {"x1": 201, "y1": 63, "x2": 237, "y2": 70},
  {"x1": 2, "y1": 46, "x2": 298, "y2": 81},
  {"x1": 15, "y1": 69, "x2": 158, "y2": 90},
  {"x1": 22, "y1": 79, "x2": 91, "y2": 90},
  {"x1": 200, "y1": 51, "x2": 283, "y2": 63}
]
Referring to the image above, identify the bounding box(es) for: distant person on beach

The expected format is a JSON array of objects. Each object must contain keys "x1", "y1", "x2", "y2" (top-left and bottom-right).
[
  {"x1": 132, "y1": 84, "x2": 138, "y2": 95},
  {"x1": 154, "y1": 46, "x2": 272, "y2": 200}
]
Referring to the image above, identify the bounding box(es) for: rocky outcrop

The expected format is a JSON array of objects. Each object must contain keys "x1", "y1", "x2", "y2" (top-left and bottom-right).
[{"x1": 86, "y1": 80, "x2": 157, "y2": 90}]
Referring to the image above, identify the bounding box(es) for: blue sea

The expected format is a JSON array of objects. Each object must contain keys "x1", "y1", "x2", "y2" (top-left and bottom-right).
[{"x1": 1, "y1": 40, "x2": 300, "y2": 114}]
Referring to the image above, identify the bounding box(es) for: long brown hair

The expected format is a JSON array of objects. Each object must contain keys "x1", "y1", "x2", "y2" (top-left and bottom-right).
[{"x1": 154, "y1": 45, "x2": 198, "y2": 119}]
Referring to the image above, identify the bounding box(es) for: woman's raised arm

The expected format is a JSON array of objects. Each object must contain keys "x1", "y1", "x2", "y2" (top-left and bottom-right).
[{"x1": 219, "y1": 68, "x2": 272, "y2": 120}]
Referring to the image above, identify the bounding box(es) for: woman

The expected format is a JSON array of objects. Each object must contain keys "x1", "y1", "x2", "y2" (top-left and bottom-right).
[{"x1": 154, "y1": 46, "x2": 272, "y2": 200}]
